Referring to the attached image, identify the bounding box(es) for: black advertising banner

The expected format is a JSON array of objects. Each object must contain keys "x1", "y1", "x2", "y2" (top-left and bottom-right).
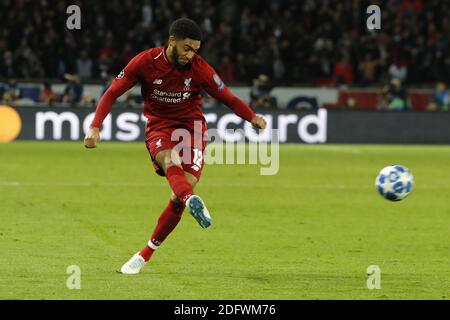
[{"x1": 2, "y1": 106, "x2": 450, "y2": 144}]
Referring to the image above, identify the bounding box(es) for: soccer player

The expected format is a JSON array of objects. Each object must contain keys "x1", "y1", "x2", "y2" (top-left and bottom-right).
[{"x1": 84, "y1": 18, "x2": 267, "y2": 274}]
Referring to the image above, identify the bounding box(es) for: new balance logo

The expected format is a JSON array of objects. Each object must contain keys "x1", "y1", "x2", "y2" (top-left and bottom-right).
[{"x1": 153, "y1": 79, "x2": 163, "y2": 85}]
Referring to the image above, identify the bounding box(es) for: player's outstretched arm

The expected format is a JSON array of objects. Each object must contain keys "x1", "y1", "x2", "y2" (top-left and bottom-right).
[
  {"x1": 83, "y1": 78, "x2": 134, "y2": 149},
  {"x1": 201, "y1": 62, "x2": 267, "y2": 130},
  {"x1": 207, "y1": 85, "x2": 267, "y2": 130},
  {"x1": 84, "y1": 51, "x2": 148, "y2": 149}
]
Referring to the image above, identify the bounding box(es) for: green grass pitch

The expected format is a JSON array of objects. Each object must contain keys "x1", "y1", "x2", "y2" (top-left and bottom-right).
[{"x1": 0, "y1": 142, "x2": 449, "y2": 300}]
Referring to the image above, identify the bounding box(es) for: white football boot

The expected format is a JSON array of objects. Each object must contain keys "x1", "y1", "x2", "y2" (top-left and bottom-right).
[
  {"x1": 119, "y1": 252, "x2": 146, "y2": 274},
  {"x1": 186, "y1": 195, "x2": 212, "y2": 228}
]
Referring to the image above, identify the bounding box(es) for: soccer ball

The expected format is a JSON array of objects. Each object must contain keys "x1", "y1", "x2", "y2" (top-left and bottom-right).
[{"x1": 375, "y1": 165, "x2": 414, "y2": 201}]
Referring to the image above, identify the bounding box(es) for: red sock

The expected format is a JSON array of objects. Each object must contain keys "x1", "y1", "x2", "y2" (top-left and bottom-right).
[
  {"x1": 165, "y1": 166, "x2": 193, "y2": 203},
  {"x1": 139, "y1": 200, "x2": 185, "y2": 262}
]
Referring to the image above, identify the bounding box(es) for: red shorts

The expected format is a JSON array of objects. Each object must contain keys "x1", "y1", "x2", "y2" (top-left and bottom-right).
[{"x1": 145, "y1": 126, "x2": 207, "y2": 180}]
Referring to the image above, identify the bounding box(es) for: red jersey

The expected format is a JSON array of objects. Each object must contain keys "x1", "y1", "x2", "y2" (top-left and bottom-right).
[{"x1": 91, "y1": 46, "x2": 255, "y2": 132}]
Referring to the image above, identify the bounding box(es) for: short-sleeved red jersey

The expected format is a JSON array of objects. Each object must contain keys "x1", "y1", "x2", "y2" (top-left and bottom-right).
[{"x1": 91, "y1": 46, "x2": 255, "y2": 132}]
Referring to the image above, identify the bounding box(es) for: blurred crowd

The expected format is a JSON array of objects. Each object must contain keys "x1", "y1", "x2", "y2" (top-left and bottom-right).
[
  {"x1": 0, "y1": 0, "x2": 450, "y2": 87},
  {"x1": 1, "y1": 0, "x2": 449, "y2": 111}
]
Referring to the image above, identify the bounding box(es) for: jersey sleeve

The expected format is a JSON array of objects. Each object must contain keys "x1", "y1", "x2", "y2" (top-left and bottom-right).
[
  {"x1": 200, "y1": 61, "x2": 255, "y2": 122},
  {"x1": 91, "y1": 51, "x2": 148, "y2": 128}
]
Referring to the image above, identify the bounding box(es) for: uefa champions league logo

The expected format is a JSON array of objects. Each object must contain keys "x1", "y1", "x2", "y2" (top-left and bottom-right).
[
  {"x1": 116, "y1": 70, "x2": 125, "y2": 80},
  {"x1": 213, "y1": 74, "x2": 224, "y2": 91}
]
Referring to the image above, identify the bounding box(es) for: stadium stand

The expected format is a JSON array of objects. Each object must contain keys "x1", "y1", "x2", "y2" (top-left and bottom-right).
[{"x1": 0, "y1": 0, "x2": 448, "y2": 111}]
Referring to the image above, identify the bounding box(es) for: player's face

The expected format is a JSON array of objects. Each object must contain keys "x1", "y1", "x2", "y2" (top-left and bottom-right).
[{"x1": 170, "y1": 37, "x2": 201, "y2": 67}]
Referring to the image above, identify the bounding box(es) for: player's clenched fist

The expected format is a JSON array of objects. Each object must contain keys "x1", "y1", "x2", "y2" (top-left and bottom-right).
[
  {"x1": 84, "y1": 126, "x2": 100, "y2": 148},
  {"x1": 251, "y1": 115, "x2": 267, "y2": 129}
]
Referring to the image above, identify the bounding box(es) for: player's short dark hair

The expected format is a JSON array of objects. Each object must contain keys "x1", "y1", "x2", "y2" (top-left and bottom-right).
[{"x1": 169, "y1": 18, "x2": 202, "y2": 41}]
